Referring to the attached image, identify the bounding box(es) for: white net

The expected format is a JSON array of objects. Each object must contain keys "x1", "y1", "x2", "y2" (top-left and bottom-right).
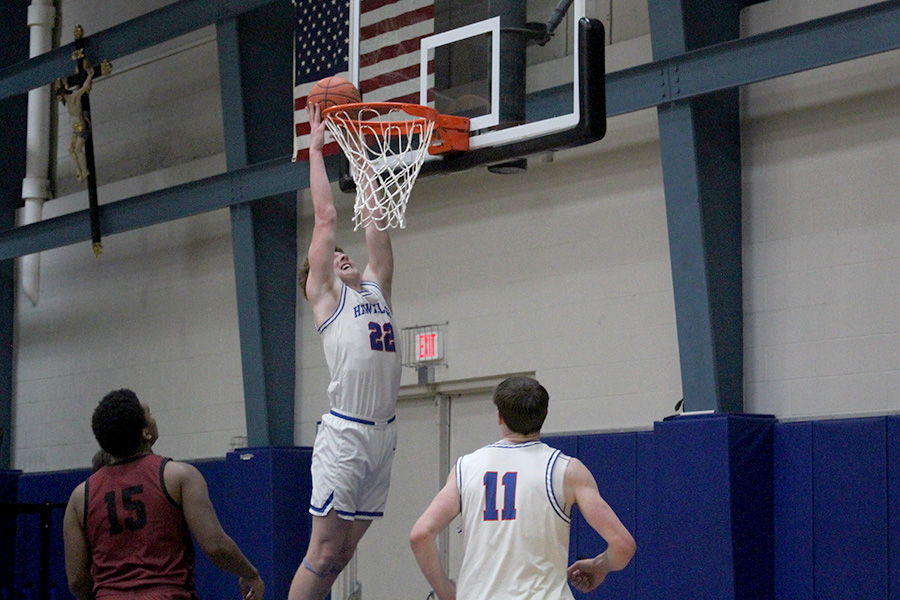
[{"x1": 324, "y1": 105, "x2": 436, "y2": 230}]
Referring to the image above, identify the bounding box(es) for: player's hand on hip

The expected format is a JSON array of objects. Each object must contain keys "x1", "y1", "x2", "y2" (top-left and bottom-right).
[{"x1": 567, "y1": 556, "x2": 609, "y2": 593}]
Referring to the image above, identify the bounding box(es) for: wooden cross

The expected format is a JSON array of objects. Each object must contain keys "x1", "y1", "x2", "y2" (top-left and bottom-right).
[{"x1": 55, "y1": 25, "x2": 111, "y2": 257}]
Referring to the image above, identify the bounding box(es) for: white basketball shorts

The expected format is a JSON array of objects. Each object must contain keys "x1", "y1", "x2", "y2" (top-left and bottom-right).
[{"x1": 309, "y1": 410, "x2": 398, "y2": 520}]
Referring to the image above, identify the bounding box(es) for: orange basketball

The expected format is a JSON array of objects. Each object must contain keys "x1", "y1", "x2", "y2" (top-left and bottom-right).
[{"x1": 307, "y1": 76, "x2": 362, "y2": 112}]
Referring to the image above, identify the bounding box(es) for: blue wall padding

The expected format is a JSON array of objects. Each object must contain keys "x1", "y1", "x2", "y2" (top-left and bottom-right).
[
  {"x1": 812, "y1": 418, "x2": 889, "y2": 600},
  {"x1": 0, "y1": 470, "x2": 21, "y2": 591},
  {"x1": 218, "y1": 447, "x2": 313, "y2": 600},
  {"x1": 8, "y1": 415, "x2": 900, "y2": 599},
  {"x1": 634, "y1": 431, "x2": 657, "y2": 600},
  {"x1": 889, "y1": 416, "x2": 900, "y2": 600},
  {"x1": 17, "y1": 469, "x2": 90, "y2": 597},
  {"x1": 647, "y1": 414, "x2": 776, "y2": 600},
  {"x1": 574, "y1": 432, "x2": 636, "y2": 600},
  {"x1": 773, "y1": 422, "x2": 814, "y2": 600},
  {"x1": 727, "y1": 415, "x2": 774, "y2": 600},
  {"x1": 192, "y1": 459, "x2": 233, "y2": 598},
  {"x1": 651, "y1": 415, "x2": 736, "y2": 599}
]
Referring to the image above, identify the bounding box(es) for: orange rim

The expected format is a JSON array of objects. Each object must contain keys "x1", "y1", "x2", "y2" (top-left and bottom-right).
[{"x1": 322, "y1": 102, "x2": 439, "y2": 135}]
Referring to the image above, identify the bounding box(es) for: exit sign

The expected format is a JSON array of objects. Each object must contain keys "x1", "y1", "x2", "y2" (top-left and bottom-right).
[
  {"x1": 417, "y1": 332, "x2": 440, "y2": 361},
  {"x1": 402, "y1": 323, "x2": 446, "y2": 368}
]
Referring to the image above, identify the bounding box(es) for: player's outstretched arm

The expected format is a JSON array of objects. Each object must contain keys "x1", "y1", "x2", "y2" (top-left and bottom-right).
[
  {"x1": 169, "y1": 461, "x2": 265, "y2": 599},
  {"x1": 359, "y1": 162, "x2": 394, "y2": 300},
  {"x1": 410, "y1": 471, "x2": 460, "y2": 600},
  {"x1": 304, "y1": 103, "x2": 340, "y2": 309},
  {"x1": 564, "y1": 458, "x2": 636, "y2": 593},
  {"x1": 62, "y1": 483, "x2": 93, "y2": 600}
]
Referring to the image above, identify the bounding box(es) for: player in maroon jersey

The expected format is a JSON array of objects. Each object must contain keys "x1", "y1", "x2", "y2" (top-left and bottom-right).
[{"x1": 63, "y1": 389, "x2": 265, "y2": 600}]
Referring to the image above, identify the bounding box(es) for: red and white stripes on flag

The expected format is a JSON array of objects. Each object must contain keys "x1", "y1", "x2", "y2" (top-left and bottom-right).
[{"x1": 293, "y1": 0, "x2": 435, "y2": 161}]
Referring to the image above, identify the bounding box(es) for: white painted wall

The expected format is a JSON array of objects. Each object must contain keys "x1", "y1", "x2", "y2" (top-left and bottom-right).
[{"x1": 11, "y1": 0, "x2": 900, "y2": 478}]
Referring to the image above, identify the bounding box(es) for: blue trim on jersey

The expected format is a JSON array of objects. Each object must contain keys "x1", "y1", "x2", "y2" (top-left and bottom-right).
[
  {"x1": 361, "y1": 281, "x2": 393, "y2": 311},
  {"x1": 317, "y1": 285, "x2": 348, "y2": 333},
  {"x1": 310, "y1": 491, "x2": 335, "y2": 514},
  {"x1": 455, "y1": 456, "x2": 464, "y2": 508},
  {"x1": 546, "y1": 450, "x2": 571, "y2": 523},
  {"x1": 329, "y1": 409, "x2": 396, "y2": 426},
  {"x1": 360, "y1": 280, "x2": 383, "y2": 295}
]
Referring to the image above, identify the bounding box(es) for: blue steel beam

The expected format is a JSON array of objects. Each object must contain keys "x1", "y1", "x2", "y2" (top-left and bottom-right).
[
  {"x1": 0, "y1": 2, "x2": 898, "y2": 259},
  {"x1": 218, "y1": 16, "x2": 271, "y2": 447},
  {"x1": 608, "y1": 0, "x2": 900, "y2": 116},
  {"x1": 0, "y1": 157, "x2": 306, "y2": 261},
  {"x1": 0, "y1": 0, "x2": 275, "y2": 100},
  {"x1": 649, "y1": 0, "x2": 744, "y2": 415},
  {"x1": 218, "y1": 1, "x2": 298, "y2": 448}
]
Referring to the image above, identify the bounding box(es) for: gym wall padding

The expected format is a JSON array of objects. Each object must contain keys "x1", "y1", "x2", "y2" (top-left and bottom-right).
[
  {"x1": 16, "y1": 468, "x2": 89, "y2": 599},
  {"x1": 814, "y1": 418, "x2": 888, "y2": 599},
  {"x1": 773, "y1": 422, "x2": 814, "y2": 600},
  {"x1": 5, "y1": 419, "x2": 899, "y2": 599},
  {"x1": 0, "y1": 470, "x2": 20, "y2": 592},
  {"x1": 890, "y1": 416, "x2": 900, "y2": 599},
  {"x1": 649, "y1": 414, "x2": 775, "y2": 600},
  {"x1": 212, "y1": 447, "x2": 314, "y2": 600},
  {"x1": 577, "y1": 432, "x2": 637, "y2": 600}
]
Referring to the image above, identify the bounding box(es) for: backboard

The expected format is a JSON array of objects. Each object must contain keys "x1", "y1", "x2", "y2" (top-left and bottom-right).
[{"x1": 347, "y1": 0, "x2": 606, "y2": 172}]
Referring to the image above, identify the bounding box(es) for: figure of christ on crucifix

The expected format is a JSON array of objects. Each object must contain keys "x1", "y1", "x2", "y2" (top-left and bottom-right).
[{"x1": 56, "y1": 67, "x2": 94, "y2": 183}]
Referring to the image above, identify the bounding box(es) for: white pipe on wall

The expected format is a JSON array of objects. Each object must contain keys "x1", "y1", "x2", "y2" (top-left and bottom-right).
[{"x1": 19, "y1": 0, "x2": 56, "y2": 307}]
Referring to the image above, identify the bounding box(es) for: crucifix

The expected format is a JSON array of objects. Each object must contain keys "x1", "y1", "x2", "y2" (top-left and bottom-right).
[{"x1": 55, "y1": 25, "x2": 111, "y2": 258}]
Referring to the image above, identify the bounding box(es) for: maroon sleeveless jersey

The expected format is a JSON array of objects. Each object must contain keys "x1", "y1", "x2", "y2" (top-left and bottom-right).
[{"x1": 85, "y1": 453, "x2": 197, "y2": 599}]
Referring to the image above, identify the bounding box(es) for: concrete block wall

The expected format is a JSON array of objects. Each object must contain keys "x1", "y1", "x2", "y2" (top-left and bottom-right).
[{"x1": 13, "y1": 156, "x2": 246, "y2": 471}]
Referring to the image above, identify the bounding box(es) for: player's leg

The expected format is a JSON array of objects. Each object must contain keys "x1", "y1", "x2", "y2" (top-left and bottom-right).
[
  {"x1": 289, "y1": 511, "x2": 360, "y2": 600},
  {"x1": 339, "y1": 517, "x2": 372, "y2": 563}
]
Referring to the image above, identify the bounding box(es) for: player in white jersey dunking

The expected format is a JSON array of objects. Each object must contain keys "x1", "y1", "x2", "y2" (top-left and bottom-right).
[
  {"x1": 410, "y1": 376, "x2": 636, "y2": 600},
  {"x1": 289, "y1": 104, "x2": 402, "y2": 600}
]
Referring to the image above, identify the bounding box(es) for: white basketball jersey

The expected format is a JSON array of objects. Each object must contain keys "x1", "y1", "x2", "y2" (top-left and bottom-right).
[
  {"x1": 455, "y1": 440, "x2": 573, "y2": 600},
  {"x1": 319, "y1": 282, "x2": 401, "y2": 421}
]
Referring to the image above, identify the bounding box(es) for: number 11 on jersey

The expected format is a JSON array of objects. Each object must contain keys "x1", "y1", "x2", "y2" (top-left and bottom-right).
[{"x1": 483, "y1": 471, "x2": 517, "y2": 521}]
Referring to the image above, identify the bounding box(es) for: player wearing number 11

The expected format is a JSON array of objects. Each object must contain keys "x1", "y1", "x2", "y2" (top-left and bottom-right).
[
  {"x1": 410, "y1": 376, "x2": 636, "y2": 600},
  {"x1": 62, "y1": 389, "x2": 264, "y2": 600}
]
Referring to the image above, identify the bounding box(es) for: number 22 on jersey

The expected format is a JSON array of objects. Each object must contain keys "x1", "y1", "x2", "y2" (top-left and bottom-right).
[{"x1": 483, "y1": 471, "x2": 517, "y2": 521}]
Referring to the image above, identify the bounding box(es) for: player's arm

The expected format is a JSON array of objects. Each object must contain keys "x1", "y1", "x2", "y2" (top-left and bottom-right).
[
  {"x1": 410, "y1": 470, "x2": 460, "y2": 600},
  {"x1": 62, "y1": 483, "x2": 93, "y2": 600},
  {"x1": 564, "y1": 458, "x2": 636, "y2": 593},
  {"x1": 360, "y1": 172, "x2": 394, "y2": 300},
  {"x1": 304, "y1": 103, "x2": 341, "y2": 313},
  {"x1": 167, "y1": 461, "x2": 264, "y2": 599}
]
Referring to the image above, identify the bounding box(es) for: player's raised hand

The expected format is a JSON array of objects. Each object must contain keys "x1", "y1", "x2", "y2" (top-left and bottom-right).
[{"x1": 306, "y1": 103, "x2": 326, "y2": 153}]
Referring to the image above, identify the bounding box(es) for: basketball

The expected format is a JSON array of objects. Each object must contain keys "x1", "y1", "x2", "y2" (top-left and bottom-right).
[{"x1": 307, "y1": 76, "x2": 361, "y2": 112}]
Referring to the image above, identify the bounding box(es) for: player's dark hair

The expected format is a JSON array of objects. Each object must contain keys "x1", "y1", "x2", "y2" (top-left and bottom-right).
[
  {"x1": 298, "y1": 246, "x2": 344, "y2": 300},
  {"x1": 493, "y1": 376, "x2": 549, "y2": 435},
  {"x1": 92, "y1": 389, "x2": 147, "y2": 458}
]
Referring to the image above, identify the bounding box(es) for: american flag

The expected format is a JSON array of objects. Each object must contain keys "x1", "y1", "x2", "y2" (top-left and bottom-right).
[{"x1": 293, "y1": 0, "x2": 435, "y2": 161}]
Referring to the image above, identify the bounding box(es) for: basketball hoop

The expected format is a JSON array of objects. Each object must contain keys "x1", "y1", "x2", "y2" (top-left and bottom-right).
[{"x1": 322, "y1": 102, "x2": 469, "y2": 230}]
